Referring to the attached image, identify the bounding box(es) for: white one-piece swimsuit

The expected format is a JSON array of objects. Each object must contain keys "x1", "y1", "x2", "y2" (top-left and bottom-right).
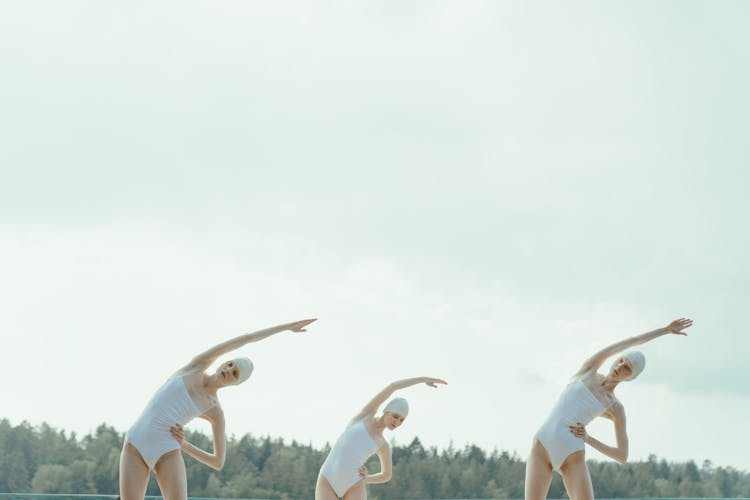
[
  {"x1": 320, "y1": 420, "x2": 381, "y2": 497},
  {"x1": 534, "y1": 378, "x2": 613, "y2": 472},
  {"x1": 125, "y1": 376, "x2": 206, "y2": 469}
]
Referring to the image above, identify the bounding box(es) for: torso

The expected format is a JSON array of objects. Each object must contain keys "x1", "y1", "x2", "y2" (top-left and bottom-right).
[
  {"x1": 176, "y1": 370, "x2": 221, "y2": 417},
  {"x1": 359, "y1": 417, "x2": 389, "y2": 450},
  {"x1": 577, "y1": 372, "x2": 620, "y2": 415}
]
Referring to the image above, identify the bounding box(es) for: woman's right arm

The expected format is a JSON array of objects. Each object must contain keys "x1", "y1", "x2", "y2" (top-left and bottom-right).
[
  {"x1": 179, "y1": 319, "x2": 316, "y2": 372},
  {"x1": 350, "y1": 377, "x2": 447, "y2": 424},
  {"x1": 574, "y1": 318, "x2": 692, "y2": 376}
]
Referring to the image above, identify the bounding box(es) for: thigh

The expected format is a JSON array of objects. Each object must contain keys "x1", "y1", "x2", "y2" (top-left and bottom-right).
[
  {"x1": 119, "y1": 442, "x2": 151, "y2": 500},
  {"x1": 153, "y1": 449, "x2": 188, "y2": 500},
  {"x1": 560, "y1": 451, "x2": 594, "y2": 500},
  {"x1": 342, "y1": 479, "x2": 367, "y2": 500},
  {"x1": 315, "y1": 474, "x2": 339, "y2": 500},
  {"x1": 525, "y1": 440, "x2": 554, "y2": 500}
]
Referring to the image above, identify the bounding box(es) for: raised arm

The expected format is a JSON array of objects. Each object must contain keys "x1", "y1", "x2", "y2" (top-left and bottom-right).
[
  {"x1": 350, "y1": 376, "x2": 447, "y2": 424},
  {"x1": 575, "y1": 318, "x2": 692, "y2": 376},
  {"x1": 180, "y1": 319, "x2": 316, "y2": 372},
  {"x1": 170, "y1": 406, "x2": 227, "y2": 470},
  {"x1": 569, "y1": 402, "x2": 629, "y2": 463}
]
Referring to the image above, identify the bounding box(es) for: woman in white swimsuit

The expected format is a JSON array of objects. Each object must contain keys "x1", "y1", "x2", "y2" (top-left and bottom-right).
[
  {"x1": 119, "y1": 318, "x2": 316, "y2": 500},
  {"x1": 316, "y1": 376, "x2": 447, "y2": 499},
  {"x1": 524, "y1": 317, "x2": 693, "y2": 500}
]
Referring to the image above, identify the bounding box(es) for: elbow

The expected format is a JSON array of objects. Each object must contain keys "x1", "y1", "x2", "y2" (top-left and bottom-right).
[
  {"x1": 212, "y1": 458, "x2": 226, "y2": 471},
  {"x1": 617, "y1": 451, "x2": 629, "y2": 464}
]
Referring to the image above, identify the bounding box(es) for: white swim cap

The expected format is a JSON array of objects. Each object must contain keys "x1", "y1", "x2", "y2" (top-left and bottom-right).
[
  {"x1": 623, "y1": 351, "x2": 645, "y2": 380},
  {"x1": 383, "y1": 398, "x2": 409, "y2": 418},
  {"x1": 232, "y1": 357, "x2": 254, "y2": 385}
]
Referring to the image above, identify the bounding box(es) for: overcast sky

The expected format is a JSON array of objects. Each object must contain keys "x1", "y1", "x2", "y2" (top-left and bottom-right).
[{"x1": 1, "y1": 1, "x2": 748, "y2": 473}]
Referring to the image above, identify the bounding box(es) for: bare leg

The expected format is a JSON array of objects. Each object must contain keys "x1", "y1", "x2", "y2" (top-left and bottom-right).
[
  {"x1": 560, "y1": 451, "x2": 595, "y2": 500},
  {"x1": 153, "y1": 449, "x2": 188, "y2": 500},
  {"x1": 119, "y1": 442, "x2": 151, "y2": 500},
  {"x1": 343, "y1": 479, "x2": 367, "y2": 500},
  {"x1": 315, "y1": 474, "x2": 339, "y2": 500},
  {"x1": 525, "y1": 440, "x2": 554, "y2": 500}
]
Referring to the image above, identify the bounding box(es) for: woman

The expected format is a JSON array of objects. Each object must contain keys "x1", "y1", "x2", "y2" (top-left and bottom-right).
[
  {"x1": 525, "y1": 317, "x2": 693, "y2": 500},
  {"x1": 119, "y1": 318, "x2": 316, "y2": 500},
  {"x1": 316, "y1": 376, "x2": 447, "y2": 499}
]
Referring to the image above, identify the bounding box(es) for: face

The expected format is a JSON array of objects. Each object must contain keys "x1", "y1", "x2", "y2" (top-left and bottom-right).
[
  {"x1": 384, "y1": 412, "x2": 406, "y2": 430},
  {"x1": 216, "y1": 360, "x2": 241, "y2": 386},
  {"x1": 610, "y1": 357, "x2": 634, "y2": 381}
]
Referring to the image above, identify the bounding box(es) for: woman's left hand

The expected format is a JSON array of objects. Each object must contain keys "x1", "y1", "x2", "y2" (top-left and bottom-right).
[
  {"x1": 667, "y1": 317, "x2": 693, "y2": 335},
  {"x1": 287, "y1": 318, "x2": 317, "y2": 333},
  {"x1": 359, "y1": 465, "x2": 368, "y2": 481},
  {"x1": 569, "y1": 422, "x2": 589, "y2": 442},
  {"x1": 170, "y1": 424, "x2": 185, "y2": 446},
  {"x1": 423, "y1": 377, "x2": 448, "y2": 388}
]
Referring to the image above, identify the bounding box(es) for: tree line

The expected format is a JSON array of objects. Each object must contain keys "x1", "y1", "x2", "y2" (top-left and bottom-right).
[{"x1": 1, "y1": 419, "x2": 748, "y2": 499}]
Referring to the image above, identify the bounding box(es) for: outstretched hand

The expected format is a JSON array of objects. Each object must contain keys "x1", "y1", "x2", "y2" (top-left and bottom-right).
[
  {"x1": 667, "y1": 317, "x2": 693, "y2": 335},
  {"x1": 423, "y1": 377, "x2": 448, "y2": 388},
  {"x1": 287, "y1": 318, "x2": 317, "y2": 333}
]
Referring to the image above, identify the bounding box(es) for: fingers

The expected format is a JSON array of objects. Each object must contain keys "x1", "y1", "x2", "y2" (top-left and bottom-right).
[
  {"x1": 671, "y1": 317, "x2": 693, "y2": 329},
  {"x1": 170, "y1": 424, "x2": 185, "y2": 442},
  {"x1": 290, "y1": 318, "x2": 317, "y2": 332},
  {"x1": 568, "y1": 423, "x2": 586, "y2": 438}
]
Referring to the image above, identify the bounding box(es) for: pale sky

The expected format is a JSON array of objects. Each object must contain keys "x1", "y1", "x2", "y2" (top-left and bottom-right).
[{"x1": 1, "y1": 1, "x2": 748, "y2": 473}]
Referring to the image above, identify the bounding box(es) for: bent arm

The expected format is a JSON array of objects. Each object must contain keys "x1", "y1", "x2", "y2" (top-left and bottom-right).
[
  {"x1": 180, "y1": 407, "x2": 227, "y2": 470},
  {"x1": 575, "y1": 318, "x2": 692, "y2": 376},
  {"x1": 181, "y1": 319, "x2": 315, "y2": 372},
  {"x1": 586, "y1": 404, "x2": 629, "y2": 464},
  {"x1": 365, "y1": 446, "x2": 393, "y2": 484},
  {"x1": 351, "y1": 376, "x2": 447, "y2": 423}
]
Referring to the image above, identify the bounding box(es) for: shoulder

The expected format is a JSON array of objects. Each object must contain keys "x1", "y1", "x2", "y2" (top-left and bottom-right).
[
  {"x1": 583, "y1": 372, "x2": 606, "y2": 384},
  {"x1": 178, "y1": 355, "x2": 215, "y2": 376},
  {"x1": 174, "y1": 368, "x2": 203, "y2": 382},
  {"x1": 572, "y1": 371, "x2": 599, "y2": 385},
  {"x1": 605, "y1": 399, "x2": 626, "y2": 419},
  {"x1": 202, "y1": 403, "x2": 226, "y2": 425},
  {"x1": 348, "y1": 415, "x2": 373, "y2": 429},
  {"x1": 377, "y1": 439, "x2": 392, "y2": 453}
]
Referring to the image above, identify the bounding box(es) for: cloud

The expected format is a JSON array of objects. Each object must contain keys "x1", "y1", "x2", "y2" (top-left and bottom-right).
[{"x1": 0, "y1": 0, "x2": 748, "y2": 470}]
